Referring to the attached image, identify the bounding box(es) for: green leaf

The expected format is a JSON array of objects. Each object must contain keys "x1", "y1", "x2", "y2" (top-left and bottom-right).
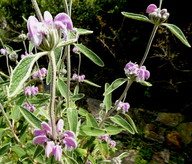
[
  {"x1": 57, "y1": 79, "x2": 68, "y2": 100},
  {"x1": 9, "y1": 105, "x2": 21, "y2": 120},
  {"x1": 77, "y1": 28, "x2": 93, "y2": 35},
  {"x1": 71, "y1": 93, "x2": 85, "y2": 101},
  {"x1": 11, "y1": 146, "x2": 26, "y2": 157},
  {"x1": 86, "y1": 113, "x2": 99, "y2": 128},
  {"x1": 57, "y1": 31, "x2": 77, "y2": 47},
  {"x1": 78, "y1": 108, "x2": 88, "y2": 116},
  {"x1": 80, "y1": 125, "x2": 106, "y2": 136},
  {"x1": 46, "y1": 62, "x2": 52, "y2": 85},
  {"x1": 75, "y1": 148, "x2": 87, "y2": 157},
  {"x1": 121, "y1": 12, "x2": 150, "y2": 22},
  {"x1": 33, "y1": 145, "x2": 44, "y2": 159},
  {"x1": 83, "y1": 79, "x2": 101, "y2": 87},
  {"x1": 103, "y1": 83, "x2": 112, "y2": 110},
  {"x1": 19, "y1": 107, "x2": 42, "y2": 129},
  {"x1": 103, "y1": 78, "x2": 127, "y2": 96},
  {"x1": 123, "y1": 114, "x2": 138, "y2": 133},
  {"x1": 162, "y1": 23, "x2": 191, "y2": 47},
  {"x1": 74, "y1": 44, "x2": 104, "y2": 67},
  {"x1": 0, "y1": 143, "x2": 10, "y2": 156},
  {"x1": 98, "y1": 142, "x2": 109, "y2": 157},
  {"x1": 8, "y1": 51, "x2": 48, "y2": 97},
  {"x1": 67, "y1": 108, "x2": 78, "y2": 134},
  {"x1": 110, "y1": 115, "x2": 135, "y2": 134},
  {"x1": 105, "y1": 125, "x2": 124, "y2": 135},
  {"x1": 138, "y1": 81, "x2": 152, "y2": 87},
  {"x1": 118, "y1": 152, "x2": 129, "y2": 159}
]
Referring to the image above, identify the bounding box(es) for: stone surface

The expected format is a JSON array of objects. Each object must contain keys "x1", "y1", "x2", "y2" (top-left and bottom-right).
[
  {"x1": 176, "y1": 122, "x2": 192, "y2": 144},
  {"x1": 144, "y1": 123, "x2": 165, "y2": 143},
  {"x1": 121, "y1": 149, "x2": 139, "y2": 164},
  {"x1": 156, "y1": 113, "x2": 184, "y2": 127},
  {"x1": 165, "y1": 131, "x2": 182, "y2": 148},
  {"x1": 150, "y1": 149, "x2": 170, "y2": 164}
]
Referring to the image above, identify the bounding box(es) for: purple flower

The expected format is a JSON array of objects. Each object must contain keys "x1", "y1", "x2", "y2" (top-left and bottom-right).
[
  {"x1": 33, "y1": 135, "x2": 48, "y2": 145},
  {"x1": 45, "y1": 141, "x2": 55, "y2": 158},
  {"x1": 146, "y1": 4, "x2": 157, "y2": 13},
  {"x1": 21, "y1": 52, "x2": 33, "y2": 59},
  {"x1": 0, "y1": 48, "x2": 8, "y2": 55},
  {"x1": 63, "y1": 137, "x2": 77, "y2": 151},
  {"x1": 33, "y1": 119, "x2": 77, "y2": 161},
  {"x1": 98, "y1": 134, "x2": 110, "y2": 142},
  {"x1": 136, "y1": 66, "x2": 150, "y2": 82},
  {"x1": 124, "y1": 62, "x2": 139, "y2": 75},
  {"x1": 72, "y1": 46, "x2": 79, "y2": 53},
  {"x1": 109, "y1": 140, "x2": 116, "y2": 148},
  {"x1": 24, "y1": 103, "x2": 36, "y2": 112},
  {"x1": 86, "y1": 162, "x2": 92, "y2": 164},
  {"x1": 32, "y1": 68, "x2": 47, "y2": 80},
  {"x1": 25, "y1": 86, "x2": 38, "y2": 96},
  {"x1": 115, "y1": 100, "x2": 130, "y2": 113},
  {"x1": 27, "y1": 11, "x2": 73, "y2": 47},
  {"x1": 72, "y1": 73, "x2": 85, "y2": 82},
  {"x1": 53, "y1": 145, "x2": 62, "y2": 161}
]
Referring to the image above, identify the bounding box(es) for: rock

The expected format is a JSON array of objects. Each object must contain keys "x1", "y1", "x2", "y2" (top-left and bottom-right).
[
  {"x1": 121, "y1": 149, "x2": 139, "y2": 164},
  {"x1": 150, "y1": 149, "x2": 170, "y2": 164},
  {"x1": 144, "y1": 124, "x2": 165, "y2": 143},
  {"x1": 86, "y1": 98, "x2": 102, "y2": 117},
  {"x1": 176, "y1": 122, "x2": 192, "y2": 144},
  {"x1": 165, "y1": 131, "x2": 182, "y2": 149},
  {"x1": 156, "y1": 113, "x2": 184, "y2": 127}
]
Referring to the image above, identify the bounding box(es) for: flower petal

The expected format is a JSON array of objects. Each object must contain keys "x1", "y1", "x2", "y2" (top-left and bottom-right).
[
  {"x1": 33, "y1": 129, "x2": 46, "y2": 136},
  {"x1": 54, "y1": 13, "x2": 73, "y2": 30},
  {"x1": 45, "y1": 141, "x2": 55, "y2": 157},
  {"x1": 56, "y1": 119, "x2": 64, "y2": 133},
  {"x1": 44, "y1": 11, "x2": 53, "y2": 25},
  {"x1": 33, "y1": 135, "x2": 48, "y2": 145},
  {"x1": 63, "y1": 130, "x2": 75, "y2": 138},
  {"x1": 41, "y1": 122, "x2": 52, "y2": 135},
  {"x1": 146, "y1": 4, "x2": 157, "y2": 13},
  {"x1": 63, "y1": 137, "x2": 77, "y2": 151},
  {"x1": 53, "y1": 145, "x2": 62, "y2": 161}
]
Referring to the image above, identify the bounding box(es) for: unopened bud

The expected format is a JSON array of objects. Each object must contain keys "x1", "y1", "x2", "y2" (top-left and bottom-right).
[
  {"x1": 9, "y1": 52, "x2": 18, "y2": 61},
  {"x1": 18, "y1": 34, "x2": 27, "y2": 41}
]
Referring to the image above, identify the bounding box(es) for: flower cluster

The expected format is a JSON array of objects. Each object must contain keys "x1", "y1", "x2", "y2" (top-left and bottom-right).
[
  {"x1": 23, "y1": 103, "x2": 36, "y2": 112},
  {"x1": 21, "y1": 52, "x2": 34, "y2": 59},
  {"x1": 115, "y1": 100, "x2": 130, "y2": 114},
  {"x1": 146, "y1": 4, "x2": 169, "y2": 25},
  {"x1": 32, "y1": 68, "x2": 47, "y2": 80},
  {"x1": 27, "y1": 11, "x2": 73, "y2": 50},
  {"x1": 0, "y1": 48, "x2": 8, "y2": 55},
  {"x1": 72, "y1": 73, "x2": 85, "y2": 82},
  {"x1": 33, "y1": 119, "x2": 77, "y2": 161},
  {"x1": 124, "y1": 61, "x2": 150, "y2": 82},
  {"x1": 98, "y1": 134, "x2": 116, "y2": 148},
  {"x1": 25, "y1": 86, "x2": 39, "y2": 96}
]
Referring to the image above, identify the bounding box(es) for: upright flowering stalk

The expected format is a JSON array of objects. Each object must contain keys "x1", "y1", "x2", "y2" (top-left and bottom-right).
[
  {"x1": 32, "y1": 68, "x2": 47, "y2": 80},
  {"x1": 98, "y1": 134, "x2": 116, "y2": 148},
  {"x1": 33, "y1": 119, "x2": 77, "y2": 161},
  {"x1": 72, "y1": 73, "x2": 85, "y2": 82}
]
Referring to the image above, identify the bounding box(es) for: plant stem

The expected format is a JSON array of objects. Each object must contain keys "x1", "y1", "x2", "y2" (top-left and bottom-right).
[
  {"x1": 99, "y1": 79, "x2": 133, "y2": 127},
  {"x1": 6, "y1": 54, "x2": 11, "y2": 76},
  {"x1": 0, "y1": 103, "x2": 24, "y2": 148},
  {"x1": 63, "y1": 0, "x2": 69, "y2": 15},
  {"x1": 159, "y1": 0, "x2": 163, "y2": 9},
  {"x1": 31, "y1": 0, "x2": 43, "y2": 22},
  {"x1": 139, "y1": 25, "x2": 158, "y2": 67},
  {"x1": 49, "y1": 51, "x2": 57, "y2": 140},
  {"x1": 66, "y1": 46, "x2": 71, "y2": 109}
]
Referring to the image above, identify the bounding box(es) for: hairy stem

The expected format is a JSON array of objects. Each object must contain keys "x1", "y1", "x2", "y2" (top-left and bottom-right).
[
  {"x1": 66, "y1": 46, "x2": 71, "y2": 109},
  {"x1": 139, "y1": 25, "x2": 158, "y2": 67},
  {"x1": 0, "y1": 103, "x2": 24, "y2": 147},
  {"x1": 31, "y1": 0, "x2": 43, "y2": 22},
  {"x1": 49, "y1": 51, "x2": 57, "y2": 140},
  {"x1": 63, "y1": 0, "x2": 69, "y2": 15}
]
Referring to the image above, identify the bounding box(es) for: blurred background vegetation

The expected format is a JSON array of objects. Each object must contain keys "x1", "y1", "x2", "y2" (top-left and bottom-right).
[{"x1": 0, "y1": 0, "x2": 192, "y2": 115}]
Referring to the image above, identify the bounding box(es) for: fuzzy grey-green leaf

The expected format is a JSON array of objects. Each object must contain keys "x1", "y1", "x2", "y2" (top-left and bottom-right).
[
  {"x1": 162, "y1": 23, "x2": 191, "y2": 47},
  {"x1": 122, "y1": 12, "x2": 150, "y2": 22},
  {"x1": 8, "y1": 51, "x2": 47, "y2": 97},
  {"x1": 74, "y1": 44, "x2": 104, "y2": 67}
]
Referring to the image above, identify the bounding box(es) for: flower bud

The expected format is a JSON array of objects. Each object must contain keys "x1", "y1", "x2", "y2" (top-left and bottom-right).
[{"x1": 9, "y1": 52, "x2": 18, "y2": 61}]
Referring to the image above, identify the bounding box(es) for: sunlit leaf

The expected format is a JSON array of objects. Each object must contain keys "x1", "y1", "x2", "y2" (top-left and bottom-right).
[
  {"x1": 103, "y1": 83, "x2": 112, "y2": 110},
  {"x1": 86, "y1": 113, "x2": 99, "y2": 128},
  {"x1": 123, "y1": 114, "x2": 138, "y2": 133},
  {"x1": 162, "y1": 23, "x2": 191, "y2": 47},
  {"x1": 67, "y1": 108, "x2": 78, "y2": 134},
  {"x1": 8, "y1": 51, "x2": 48, "y2": 97},
  {"x1": 19, "y1": 107, "x2": 42, "y2": 129},
  {"x1": 74, "y1": 44, "x2": 104, "y2": 67},
  {"x1": 122, "y1": 12, "x2": 150, "y2": 22},
  {"x1": 77, "y1": 28, "x2": 93, "y2": 35},
  {"x1": 103, "y1": 78, "x2": 127, "y2": 96},
  {"x1": 80, "y1": 125, "x2": 106, "y2": 136},
  {"x1": 110, "y1": 115, "x2": 135, "y2": 134}
]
